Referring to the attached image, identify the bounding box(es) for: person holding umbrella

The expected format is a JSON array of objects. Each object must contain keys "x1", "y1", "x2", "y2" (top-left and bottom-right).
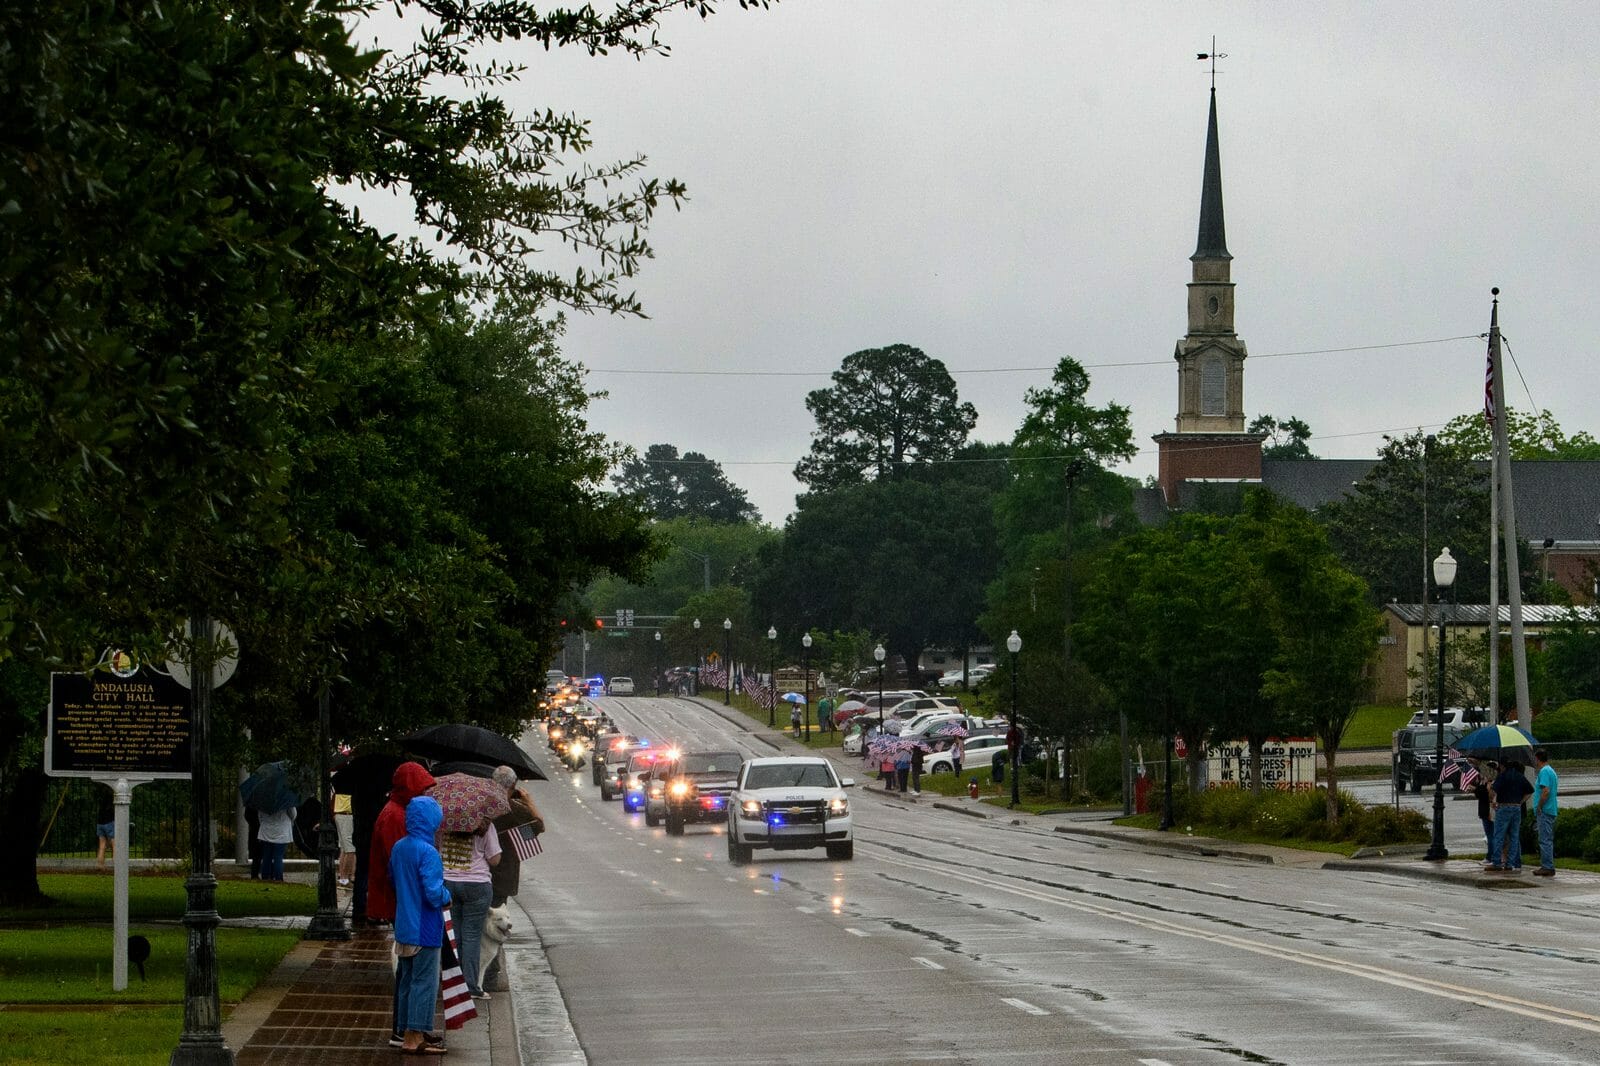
[
  {"x1": 257, "y1": 801, "x2": 296, "y2": 882},
  {"x1": 1486, "y1": 759, "x2": 1532, "y2": 873},
  {"x1": 429, "y1": 773, "x2": 507, "y2": 1001}
]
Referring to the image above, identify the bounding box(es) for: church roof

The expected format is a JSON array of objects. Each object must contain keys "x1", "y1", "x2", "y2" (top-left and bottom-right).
[
  {"x1": 1384, "y1": 603, "x2": 1597, "y2": 626},
  {"x1": 1192, "y1": 89, "x2": 1231, "y2": 261},
  {"x1": 1258, "y1": 458, "x2": 1600, "y2": 542}
]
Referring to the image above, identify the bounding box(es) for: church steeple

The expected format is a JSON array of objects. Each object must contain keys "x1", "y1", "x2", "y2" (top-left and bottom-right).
[
  {"x1": 1152, "y1": 83, "x2": 1264, "y2": 507},
  {"x1": 1192, "y1": 89, "x2": 1231, "y2": 262}
]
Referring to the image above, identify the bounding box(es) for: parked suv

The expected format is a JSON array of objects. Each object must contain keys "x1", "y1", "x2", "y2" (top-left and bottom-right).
[
  {"x1": 1393, "y1": 724, "x2": 1468, "y2": 792},
  {"x1": 656, "y1": 750, "x2": 743, "y2": 836},
  {"x1": 727, "y1": 756, "x2": 855, "y2": 863}
]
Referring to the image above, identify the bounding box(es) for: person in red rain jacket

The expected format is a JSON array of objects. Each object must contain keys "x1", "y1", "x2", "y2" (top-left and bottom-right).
[{"x1": 367, "y1": 762, "x2": 436, "y2": 924}]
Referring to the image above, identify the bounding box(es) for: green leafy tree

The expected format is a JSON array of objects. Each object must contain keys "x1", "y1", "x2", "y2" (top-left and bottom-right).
[
  {"x1": 794, "y1": 344, "x2": 977, "y2": 492},
  {"x1": 756, "y1": 479, "x2": 1000, "y2": 686},
  {"x1": 1253, "y1": 493, "x2": 1383, "y2": 823},
  {"x1": 1436, "y1": 409, "x2": 1600, "y2": 460},
  {"x1": 1318, "y1": 432, "x2": 1498, "y2": 605},
  {"x1": 612, "y1": 444, "x2": 759, "y2": 522},
  {"x1": 1544, "y1": 610, "x2": 1600, "y2": 706},
  {"x1": 1250, "y1": 414, "x2": 1317, "y2": 460}
]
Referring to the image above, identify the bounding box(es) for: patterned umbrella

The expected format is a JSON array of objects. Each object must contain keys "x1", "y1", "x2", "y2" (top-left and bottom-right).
[
  {"x1": 1452, "y1": 724, "x2": 1538, "y2": 764},
  {"x1": 780, "y1": 692, "x2": 807, "y2": 704},
  {"x1": 428, "y1": 772, "x2": 512, "y2": 834}
]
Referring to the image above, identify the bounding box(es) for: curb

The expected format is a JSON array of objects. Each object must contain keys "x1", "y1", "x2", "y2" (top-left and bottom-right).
[
  {"x1": 1051, "y1": 823, "x2": 1276, "y2": 864},
  {"x1": 931, "y1": 801, "x2": 990, "y2": 820},
  {"x1": 1325, "y1": 859, "x2": 1540, "y2": 888}
]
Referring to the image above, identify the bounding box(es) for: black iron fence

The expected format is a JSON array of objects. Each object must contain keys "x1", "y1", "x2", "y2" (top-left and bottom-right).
[{"x1": 38, "y1": 777, "x2": 225, "y2": 860}]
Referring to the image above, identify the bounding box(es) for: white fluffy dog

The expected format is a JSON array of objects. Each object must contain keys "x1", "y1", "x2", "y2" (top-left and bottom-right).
[{"x1": 479, "y1": 904, "x2": 514, "y2": 987}]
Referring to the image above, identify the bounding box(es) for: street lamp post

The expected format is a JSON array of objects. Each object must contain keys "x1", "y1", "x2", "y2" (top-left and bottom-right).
[
  {"x1": 1158, "y1": 706, "x2": 1175, "y2": 831},
  {"x1": 874, "y1": 643, "x2": 886, "y2": 732},
  {"x1": 692, "y1": 617, "x2": 701, "y2": 695},
  {"x1": 767, "y1": 626, "x2": 778, "y2": 727},
  {"x1": 1426, "y1": 547, "x2": 1458, "y2": 862},
  {"x1": 801, "y1": 632, "x2": 813, "y2": 740},
  {"x1": 722, "y1": 618, "x2": 733, "y2": 706},
  {"x1": 1006, "y1": 630, "x2": 1022, "y2": 808},
  {"x1": 305, "y1": 684, "x2": 348, "y2": 941},
  {"x1": 653, "y1": 630, "x2": 662, "y2": 696}
]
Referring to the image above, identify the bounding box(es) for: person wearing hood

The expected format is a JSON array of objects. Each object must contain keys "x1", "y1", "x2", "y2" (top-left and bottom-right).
[
  {"x1": 367, "y1": 761, "x2": 437, "y2": 1049},
  {"x1": 368, "y1": 762, "x2": 437, "y2": 924},
  {"x1": 390, "y1": 795, "x2": 451, "y2": 1055}
]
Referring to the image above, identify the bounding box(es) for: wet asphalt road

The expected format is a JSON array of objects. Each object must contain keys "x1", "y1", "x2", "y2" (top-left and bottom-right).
[{"x1": 509, "y1": 696, "x2": 1600, "y2": 1065}]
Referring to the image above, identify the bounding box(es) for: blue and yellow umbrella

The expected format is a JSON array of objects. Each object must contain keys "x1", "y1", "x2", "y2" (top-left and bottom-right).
[{"x1": 1453, "y1": 724, "x2": 1538, "y2": 765}]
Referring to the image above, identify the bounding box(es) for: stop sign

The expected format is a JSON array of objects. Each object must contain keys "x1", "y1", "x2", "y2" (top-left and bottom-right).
[{"x1": 1174, "y1": 735, "x2": 1188, "y2": 759}]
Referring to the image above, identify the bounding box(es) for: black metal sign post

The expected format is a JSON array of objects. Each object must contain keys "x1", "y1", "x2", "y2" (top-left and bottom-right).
[{"x1": 172, "y1": 616, "x2": 235, "y2": 1065}]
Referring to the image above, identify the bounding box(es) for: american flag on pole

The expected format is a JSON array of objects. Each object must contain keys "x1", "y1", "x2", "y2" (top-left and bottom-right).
[
  {"x1": 440, "y1": 913, "x2": 478, "y2": 1029},
  {"x1": 1484, "y1": 339, "x2": 1496, "y2": 424},
  {"x1": 509, "y1": 822, "x2": 543, "y2": 861}
]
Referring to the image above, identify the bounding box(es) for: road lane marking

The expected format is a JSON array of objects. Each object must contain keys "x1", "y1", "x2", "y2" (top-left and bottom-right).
[
  {"x1": 911, "y1": 956, "x2": 944, "y2": 970},
  {"x1": 1423, "y1": 921, "x2": 1466, "y2": 931},
  {"x1": 870, "y1": 849, "x2": 1600, "y2": 1035},
  {"x1": 1002, "y1": 997, "x2": 1048, "y2": 1015},
  {"x1": 1138, "y1": 1059, "x2": 1175, "y2": 1065},
  {"x1": 845, "y1": 927, "x2": 869, "y2": 937},
  {"x1": 795, "y1": 905, "x2": 815, "y2": 914}
]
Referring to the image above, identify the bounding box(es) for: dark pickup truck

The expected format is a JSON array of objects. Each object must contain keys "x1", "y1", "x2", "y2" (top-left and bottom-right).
[{"x1": 657, "y1": 750, "x2": 743, "y2": 836}]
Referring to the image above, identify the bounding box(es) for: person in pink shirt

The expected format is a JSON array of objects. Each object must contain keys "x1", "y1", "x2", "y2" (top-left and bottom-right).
[{"x1": 439, "y1": 818, "x2": 500, "y2": 998}]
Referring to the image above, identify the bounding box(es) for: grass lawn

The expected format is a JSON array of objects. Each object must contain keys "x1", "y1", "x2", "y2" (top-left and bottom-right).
[
  {"x1": 0, "y1": 873, "x2": 307, "y2": 1066},
  {"x1": 1341, "y1": 704, "x2": 1412, "y2": 749},
  {"x1": 0, "y1": 874, "x2": 316, "y2": 925},
  {"x1": 0, "y1": 1005, "x2": 190, "y2": 1066}
]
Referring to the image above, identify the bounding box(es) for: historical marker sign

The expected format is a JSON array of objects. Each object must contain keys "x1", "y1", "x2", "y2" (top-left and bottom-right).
[{"x1": 46, "y1": 667, "x2": 193, "y2": 778}]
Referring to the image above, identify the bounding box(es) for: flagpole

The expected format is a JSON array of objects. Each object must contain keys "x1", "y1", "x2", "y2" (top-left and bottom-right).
[
  {"x1": 1484, "y1": 297, "x2": 1501, "y2": 721},
  {"x1": 1487, "y1": 289, "x2": 1532, "y2": 731}
]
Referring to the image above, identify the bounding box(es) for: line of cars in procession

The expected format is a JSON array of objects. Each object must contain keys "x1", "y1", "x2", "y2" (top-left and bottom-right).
[{"x1": 542, "y1": 700, "x2": 857, "y2": 862}]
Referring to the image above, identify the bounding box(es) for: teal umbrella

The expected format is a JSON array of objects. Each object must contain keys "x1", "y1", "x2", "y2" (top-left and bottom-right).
[{"x1": 1453, "y1": 724, "x2": 1538, "y2": 764}]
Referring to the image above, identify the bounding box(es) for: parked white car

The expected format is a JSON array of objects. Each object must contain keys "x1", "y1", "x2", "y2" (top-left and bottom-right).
[
  {"x1": 936, "y1": 666, "x2": 995, "y2": 690},
  {"x1": 924, "y1": 733, "x2": 1009, "y2": 774},
  {"x1": 727, "y1": 756, "x2": 855, "y2": 863},
  {"x1": 901, "y1": 712, "x2": 1005, "y2": 739},
  {"x1": 882, "y1": 696, "x2": 964, "y2": 732},
  {"x1": 608, "y1": 676, "x2": 635, "y2": 696}
]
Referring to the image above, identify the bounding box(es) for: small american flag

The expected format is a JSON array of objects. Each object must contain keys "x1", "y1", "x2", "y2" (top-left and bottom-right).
[{"x1": 509, "y1": 823, "x2": 543, "y2": 861}]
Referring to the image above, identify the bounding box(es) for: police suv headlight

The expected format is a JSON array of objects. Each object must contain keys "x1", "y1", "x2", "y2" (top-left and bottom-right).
[
  {"x1": 669, "y1": 781, "x2": 691, "y2": 798},
  {"x1": 740, "y1": 800, "x2": 762, "y2": 817},
  {"x1": 828, "y1": 796, "x2": 849, "y2": 815}
]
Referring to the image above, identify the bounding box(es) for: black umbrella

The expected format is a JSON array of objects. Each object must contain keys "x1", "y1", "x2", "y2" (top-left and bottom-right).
[
  {"x1": 402, "y1": 723, "x2": 547, "y2": 781},
  {"x1": 330, "y1": 753, "x2": 404, "y2": 798},
  {"x1": 427, "y1": 760, "x2": 498, "y2": 780}
]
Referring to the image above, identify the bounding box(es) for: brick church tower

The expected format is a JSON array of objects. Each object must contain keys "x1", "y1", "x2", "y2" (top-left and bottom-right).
[{"x1": 1152, "y1": 87, "x2": 1265, "y2": 505}]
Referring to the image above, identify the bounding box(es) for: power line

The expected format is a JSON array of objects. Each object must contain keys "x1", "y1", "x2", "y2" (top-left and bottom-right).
[{"x1": 587, "y1": 334, "x2": 1482, "y2": 378}]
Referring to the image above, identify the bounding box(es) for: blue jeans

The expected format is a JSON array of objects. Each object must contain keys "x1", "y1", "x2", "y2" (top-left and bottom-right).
[
  {"x1": 1537, "y1": 810, "x2": 1557, "y2": 870},
  {"x1": 447, "y1": 880, "x2": 492, "y2": 994},
  {"x1": 260, "y1": 841, "x2": 287, "y2": 881},
  {"x1": 396, "y1": 946, "x2": 441, "y2": 1034},
  {"x1": 1492, "y1": 806, "x2": 1522, "y2": 868}
]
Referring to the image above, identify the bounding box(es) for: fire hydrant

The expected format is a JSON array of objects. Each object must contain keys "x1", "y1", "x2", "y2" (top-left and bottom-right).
[{"x1": 967, "y1": 779, "x2": 980, "y2": 800}]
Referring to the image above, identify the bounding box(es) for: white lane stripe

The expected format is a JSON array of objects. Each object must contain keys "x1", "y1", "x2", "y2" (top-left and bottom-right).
[
  {"x1": 795, "y1": 905, "x2": 815, "y2": 914},
  {"x1": 911, "y1": 956, "x2": 944, "y2": 970},
  {"x1": 845, "y1": 927, "x2": 869, "y2": 937},
  {"x1": 1001, "y1": 997, "x2": 1048, "y2": 1016},
  {"x1": 1138, "y1": 1060, "x2": 1175, "y2": 1065}
]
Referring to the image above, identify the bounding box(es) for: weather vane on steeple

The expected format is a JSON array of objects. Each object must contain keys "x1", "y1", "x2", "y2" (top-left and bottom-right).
[{"x1": 1197, "y1": 36, "x2": 1227, "y2": 90}]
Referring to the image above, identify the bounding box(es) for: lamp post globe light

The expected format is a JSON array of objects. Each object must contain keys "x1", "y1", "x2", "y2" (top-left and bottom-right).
[
  {"x1": 692, "y1": 617, "x2": 701, "y2": 695},
  {"x1": 723, "y1": 618, "x2": 733, "y2": 706},
  {"x1": 801, "y1": 632, "x2": 813, "y2": 739},
  {"x1": 767, "y1": 626, "x2": 778, "y2": 727},
  {"x1": 653, "y1": 630, "x2": 662, "y2": 696},
  {"x1": 1426, "y1": 547, "x2": 1458, "y2": 862},
  {"x1": 1006, "y1": 630, "x2": 1022, "y2": 809},
  {"x1": 874, "y1": 643, "x2": 886, "y2": 732}
]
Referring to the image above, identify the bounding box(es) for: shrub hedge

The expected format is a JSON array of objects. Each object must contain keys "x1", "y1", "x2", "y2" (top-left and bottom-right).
[{"x1": 1167, "y1": 786, "x2": 1428, "y2": 846}]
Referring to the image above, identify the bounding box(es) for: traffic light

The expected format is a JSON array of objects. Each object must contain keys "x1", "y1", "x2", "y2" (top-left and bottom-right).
[{"x1": 594, "y1": 617, "x2": 604, "y2": 629}]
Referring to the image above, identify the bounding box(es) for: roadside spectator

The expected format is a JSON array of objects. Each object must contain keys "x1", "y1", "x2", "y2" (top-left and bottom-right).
[
  {"x1": 489, "y1": 766, "x2": 540, "y2": 908},
  {"x1": 818, "y1": 696, "x2": 834, "y2": 736},
  {"x1": 1473, "y1": 761, "x2": 1495, "y2": 860},
  {"x1": 368, "y1": 761, "x2": 437, "y2": 1047},
  {"x1": 441, "y1": 818, "x2": 501, "y2": 1000},
  {"x1": 790, "y1": 700, "x2": 803, "y2": 736},
  {"x1": 257, "y1": 804, "x2": 296, "y2": 882},
  {"x1": 245, "y1": 806, "x2": 262, "y2": 879},
  {"x1": 1486, "y1": 759, "x2": 1531, "y2": 873},
  {"x1": 951, "y1": 736, "x2": 965, "y2": 778},
  {"x1": 1533, "y1": 749, "x2": 1559, "y2": 877},
  {"x1": 95, "y1": 788, "x2": 115, "y2": 870},
  {"x1": 333, "y1": 790, "x2": 356, "y2": 887},
  {"x1": 879, "y1": 751, "x2": 896, "y2": 791},
  {"x1": 894, "y1": 748, "x2": 911, "y2": 793},
  {"x1": 910, "y1": 744, "x2": 924, "y2": 796},
  {"x1": 390, "y1": 795, "x2": 451, "y2": 1056}
]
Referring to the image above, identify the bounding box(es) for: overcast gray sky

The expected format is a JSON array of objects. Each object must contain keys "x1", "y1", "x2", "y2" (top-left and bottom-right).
[{"x1": 367, "y1": 2, "x2": 1600, "y2": 525}]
